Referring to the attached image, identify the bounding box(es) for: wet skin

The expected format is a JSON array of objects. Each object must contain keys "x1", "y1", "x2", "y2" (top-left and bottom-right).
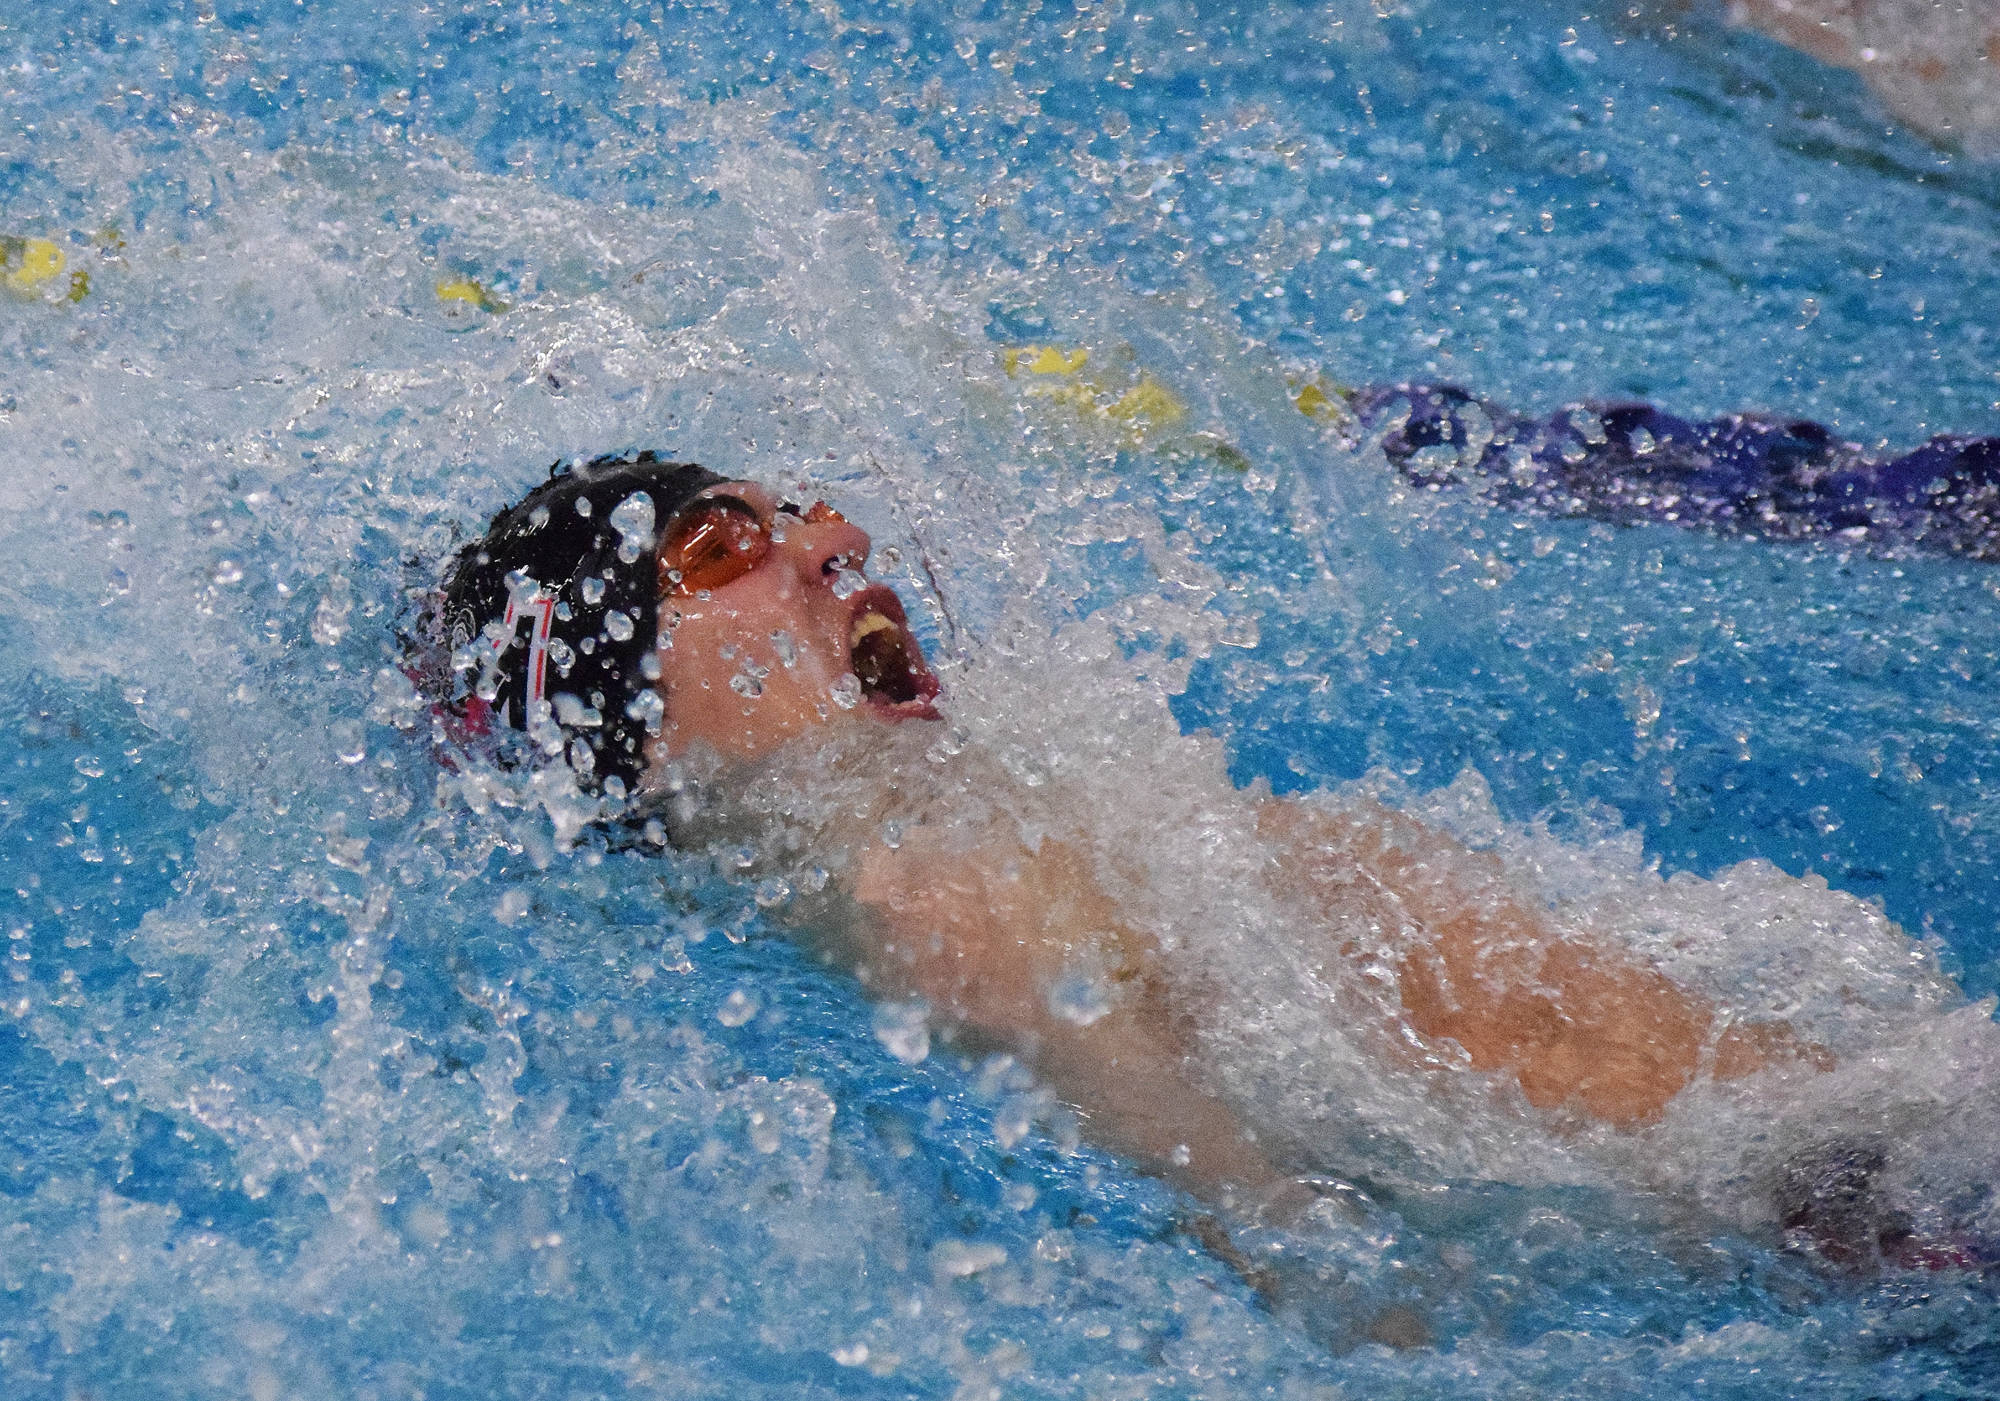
[
  {"x1": 647, "y1": 481, "x2": 939, "y2": 765},
  {"x1": 640, "y1": 481, "x2": 1831, "y2": 1209}
]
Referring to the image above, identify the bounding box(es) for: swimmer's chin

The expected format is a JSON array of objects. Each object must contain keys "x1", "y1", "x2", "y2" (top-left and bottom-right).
[{"x1": 647, "y1": 704, "x2": 947, "y2": 786}]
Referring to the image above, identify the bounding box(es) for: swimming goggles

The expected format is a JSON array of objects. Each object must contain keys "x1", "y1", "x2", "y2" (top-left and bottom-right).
[{"x1": 660, "y1": 494, "x2": 848, "y2": 597}]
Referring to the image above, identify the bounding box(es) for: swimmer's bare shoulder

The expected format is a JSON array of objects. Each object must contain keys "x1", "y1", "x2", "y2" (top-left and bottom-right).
[{"x1": 836, "y1": 804, "x2": 1291, "y2": 1207}]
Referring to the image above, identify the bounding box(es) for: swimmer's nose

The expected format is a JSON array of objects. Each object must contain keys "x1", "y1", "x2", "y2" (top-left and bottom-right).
[{"x1": 778, "y1": 511, "x2": 872, "y2": 586}]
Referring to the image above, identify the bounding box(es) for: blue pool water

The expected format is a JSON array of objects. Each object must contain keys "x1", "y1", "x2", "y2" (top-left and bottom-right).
[{"x1": 5, "y1": 1, "x2": 2000, "y2": 1396}]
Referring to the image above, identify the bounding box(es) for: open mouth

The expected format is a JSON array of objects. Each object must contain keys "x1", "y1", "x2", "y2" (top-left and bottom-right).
[{"x1": 847, "y1": 586, "x2": 942, "y2": 718}]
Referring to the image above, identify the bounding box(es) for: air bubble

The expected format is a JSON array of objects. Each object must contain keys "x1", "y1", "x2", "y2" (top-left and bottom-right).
[{"x1": 312, "y1": 581, "x2": 352, "y2": 646}]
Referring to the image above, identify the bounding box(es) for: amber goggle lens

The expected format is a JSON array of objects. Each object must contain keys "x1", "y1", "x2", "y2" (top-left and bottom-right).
[{"x1": 661, "y1": 502, "x2": 771, "y2": 596}]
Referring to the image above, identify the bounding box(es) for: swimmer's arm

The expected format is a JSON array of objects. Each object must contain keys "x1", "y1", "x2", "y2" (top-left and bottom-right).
[
  {"x1": 1256, "y1": 798, "x2": 1831, "y2": 1127},
  {"x1": 845, "y1": 828, "x2": 1289, "y2": 1208}
]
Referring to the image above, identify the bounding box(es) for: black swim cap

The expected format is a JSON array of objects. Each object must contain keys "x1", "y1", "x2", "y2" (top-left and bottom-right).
[{"x1": 432, "y1": 453, "x2": 724, "y2": 797}]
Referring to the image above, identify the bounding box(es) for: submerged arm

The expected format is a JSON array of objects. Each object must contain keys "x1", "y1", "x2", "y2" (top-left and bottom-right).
[{"x1": 1258, "y1": 798, "x2": 1831, "y2": 1128}]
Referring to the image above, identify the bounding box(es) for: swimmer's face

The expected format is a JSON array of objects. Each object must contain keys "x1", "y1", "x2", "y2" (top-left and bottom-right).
[{"x1": 648, "y1": 481, "x2": 941, "y2": 763}]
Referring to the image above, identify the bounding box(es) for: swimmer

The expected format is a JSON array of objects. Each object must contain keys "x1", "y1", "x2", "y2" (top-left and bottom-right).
[
  {"x1": 1355, "y1": 382, "x2": 2000, "y2": 561},
  {"x1": 414, "y1": 451, "x2": 1937, "y2": 1268}
]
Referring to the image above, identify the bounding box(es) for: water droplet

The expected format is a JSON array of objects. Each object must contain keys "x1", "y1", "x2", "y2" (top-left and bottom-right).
[
  {"x1": 1567, "y1": 408, "x2": 1606, "y2": 445},
  {"x1": 493, "y1": 888, "x2": 530, "y2": 925},
  {"x1": 769, "y1": 630, "x2": 797, "y2": 667},
  {"x1": 312, "y1": 585, "x2": 351, "y2": 646},
  {"x1": 608, "y1": 491, "x2": 654, "y2": 547},
  {"x1": 331, "y1": 720, "x2": 366, "y2": 764},
  {"x1": 1047, "y1": 971, "x2": 1112, "y2": 1027},
  {"x1": 604, "y1": 610, "x2": 635, "y2": 642},
  {"x1": 623, "y1": 688, "x2": 664, "y2": 731},
  {"x1": 872, "y1": 1001, "x2": 930, "y2": 1064},
  {"x1": 579, "y1": 576, "x2": 605, "y2": 605},
  {"x1": 72, "y1": 754, "x2": 105, "y2": 779},
  {"x1": 553, "y1": 694, "x2": 602, "y2": 728},
  {"x1": 210, "y1": 558, "x2": 244, "y2": 586},
  {"x1": 717, "y1": 987, "x2": 759, "y2": 1027},
  {"x1": 830, "y1": 567, "x2": 868, "y2": 600},
  {"x1": 829, "y1": 673, "x2": 862, "y2": 709},
  {"x1": 730, "y1": 673, "x2": 764, "y2": 698},
  {"x1": 925, "y1": 726, "x2": 970, "y2": 763},
  {"x1": 931, "y1": 1240, "x2": 1006, "y2": 1279},
  {"x1": 993, "y1": 1096, "x2": 1034, "y2": 1149}
]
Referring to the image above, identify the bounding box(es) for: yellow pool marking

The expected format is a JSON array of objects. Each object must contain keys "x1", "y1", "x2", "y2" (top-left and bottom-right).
[
  {"x1": 1291, "y1": 376, "x2": 1358, "y2": 430},
  {"x1": 2, "y1": 237, "x2": 67, "y2": 294},
  {"x1": 1001, "y1": 344, "x2": 1188, "y2": 427},
  {"x1": 1105, "y1": 375, "x2": 1186, "y2": 428},
  {"x1": 1000, "y1": 343, "x2": 1370, "y2": 470},
  {"x1": 1003, "y1": 344, "x2": 1089, "y2": 376},
  {"x1": 435, "y1": 277, "x2": 509, "y2": 314},
  {"x1": 1001, "y1": 342, "x2": 1242, "y2": 464}
]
